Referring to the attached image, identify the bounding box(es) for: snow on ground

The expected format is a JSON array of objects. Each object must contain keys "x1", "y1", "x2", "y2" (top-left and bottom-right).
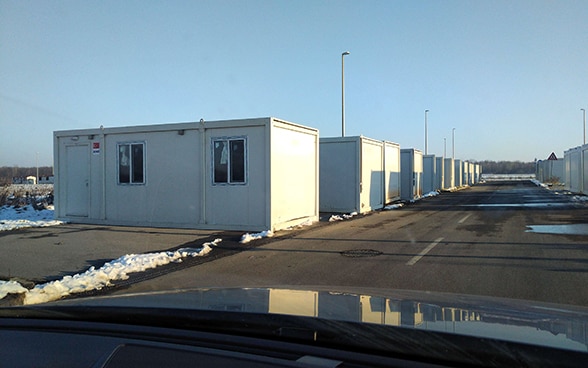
[
  {"x1": 0, "y1": 205, "x2": 64, "y2": 231},
  {"x1": 240, "y1": 230, "x2": 273, "y2": 243},
  {"x1": 0, "y1": 280, "x2": 28, "y2": 300},
  {"x1": 384, "y1": 203, "x2": 404, "y2": 210},
  {"x1": 0, "y1": 239, "x2": 222, "y2": 305},
  {"x1": 531, "y1": 179, "x2": 549, "y2": 188},
  {"x1": 328, "y1": 212, "x2": 358, "y2": 222}
]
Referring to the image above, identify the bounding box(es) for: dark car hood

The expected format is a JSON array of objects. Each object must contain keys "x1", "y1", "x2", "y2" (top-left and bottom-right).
[{"x1": 34, "y1": 286, "x2": 588, "y2": 353}]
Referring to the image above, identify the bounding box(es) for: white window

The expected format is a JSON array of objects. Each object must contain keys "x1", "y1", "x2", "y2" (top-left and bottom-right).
[
  {"x1": 117, "y1": 142, "x2": 145, "y2": 184},
  {"x1": 212, "y1": 137, "x2": 246, "y2": 184}
]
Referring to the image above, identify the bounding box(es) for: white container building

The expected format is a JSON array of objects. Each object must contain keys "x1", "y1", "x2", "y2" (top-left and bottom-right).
[
  {"x1": 536, "y1": 159, "x2": 565, "y2": 184},
  {"x1": 474, "y1": 164, "x2": 482, "y2": 184},
  {"x1": 423, "y1": 155, "x2": 436, "y2": 194},
  {"x1": 454, "y1": 159, "x2": 463, "y2": 187},
  {"x1": 384, "y1": 141, "x2": 402, "y2": 204},
  {"x1": 462, "y1": 161, "x2": 470, "y2": 186},
  {"x1": 583, "y1": 145, "x2": 588, "y2": 194},
  {"x1": 400, "y1": 148, "x2": 423, "y2": 201},
  {"x1": 435, "y1": 157, "x2": 445, "y2": 190},
  {"x1": 320, "y1": 136, "x2": 400, "y2": 213},
  {"x1": 444, "y1": 158, "x2": 455, "y2": 189},
  {"x1": 54, "y1": 117, "x2": 319, "y2": 231},
  {"x1": 564, "y1": 146, "x2": 584, "y2": 193}
]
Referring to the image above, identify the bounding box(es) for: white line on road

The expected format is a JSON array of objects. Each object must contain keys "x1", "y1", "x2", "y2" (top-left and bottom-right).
[
  {"x1": 406, "y1": 237, "x2": 444, "y2": 266},
  {"x1": 458, "y1": 214, "x2": 472, "y2": 224}
]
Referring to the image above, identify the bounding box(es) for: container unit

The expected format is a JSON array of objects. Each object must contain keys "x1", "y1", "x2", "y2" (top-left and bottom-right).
[
  {"x1": 564, "y1": 146, "x2": 584, "y2": 193},
  {"x1": 423, "y1": 155, "x2": 437, "y2": 194},
  {"x1": 444, "y1": 158, "x2": 455, "y2": 189},
  {"x1": 474, "y1": 164, "x2": 482, "y2": 184},
  {"x1": 400, "y1": 149, "x2": 424, "y2": 201},
  {"x1": 535, "y1": 159, "x2": 565, "y2": 184},
  {"x1": 583, "y1": 145, "x2": 588, "y2": 194},
  {"x1": 320, "y1": 136, "x2": 387, "y2": 213},
  {"x1": 463, "y1": 161, "x2": 473, "y2": 186},
  {"x1": 383, "y1": 141, "x2": 401, "y2": 204},
  {"x1": 454, "y1": 159, "x2": 463, "y2": 187},
  {"x1": 461, "y1": 161, "x2": 468, "y2": 186},
  {"x1": 54, "y1": 117, "x2": 319, "y2": 231},
  {"x1": 435, "y1": 157, "x2": 445, "y2": 190}
]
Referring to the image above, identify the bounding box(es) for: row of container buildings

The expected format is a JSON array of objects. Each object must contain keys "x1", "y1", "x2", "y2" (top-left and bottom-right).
[
  {"x1": 53, "y1": 117, "x2": 482, "y2": 231},
  {"x1": 535, "y1": 144, "x2": 588, "y2": 195}
]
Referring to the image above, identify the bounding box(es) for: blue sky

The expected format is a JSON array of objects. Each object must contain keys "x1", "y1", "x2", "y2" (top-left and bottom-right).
[{"x1": 1, "y1": 0, "x2": 587, "y2": 166}]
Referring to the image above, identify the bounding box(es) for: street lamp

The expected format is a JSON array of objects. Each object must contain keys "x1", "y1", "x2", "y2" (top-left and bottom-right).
[
  {"x1": 444, "y1": 137, "x2": 446, "y2": 159},
  {"x1": 341, "y1": 51, "x2": 350, "y2": 137},
  {"x1": 452, "y1": 128, "x2": 456, "y2": 160},
  {"x1": 582, "y1": 108, "x2": 586, "y2": 145},
  {"x1": 424, "y1": 109, "x2": 429, "y2": 155}
]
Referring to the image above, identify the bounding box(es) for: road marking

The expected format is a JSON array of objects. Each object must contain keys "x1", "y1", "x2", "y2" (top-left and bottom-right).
[
  {"x1": 406, "y1": 237, "x2": 444, "y2": 266},
  {"x1": 458, "y1": 214, "x2": 472, "y2": 224}
]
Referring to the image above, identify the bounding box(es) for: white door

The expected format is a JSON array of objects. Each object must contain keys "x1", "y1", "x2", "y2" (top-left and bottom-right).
[{"x1": 65, "y1": 145, "x2": 89, "y2": 217}]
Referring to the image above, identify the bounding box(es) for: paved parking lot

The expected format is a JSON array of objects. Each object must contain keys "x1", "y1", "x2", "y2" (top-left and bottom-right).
[{"x1": 0, "y1": 224, "x2": 226, "y2": 284}]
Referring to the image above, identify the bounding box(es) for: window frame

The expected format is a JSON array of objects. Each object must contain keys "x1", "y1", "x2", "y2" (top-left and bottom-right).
[
  {"x1": 211, "y1": 136, "x2": 248, "y2": 186},
  {"x1": 117, "y1": 141, "x2": 146, "y2": 185}
]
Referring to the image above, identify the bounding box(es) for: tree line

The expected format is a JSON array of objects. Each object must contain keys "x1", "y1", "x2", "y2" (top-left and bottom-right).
[
  {"x1": 468, "y1": 160, "x2": 535, "y2": 174},
  {"x1": 0, "y1": 166, "x2": 54, "y2": 186}
]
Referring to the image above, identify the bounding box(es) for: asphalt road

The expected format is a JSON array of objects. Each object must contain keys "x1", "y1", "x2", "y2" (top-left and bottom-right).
[{"x1": 111, "y1": 180, "x2": 588, "y2": 306}]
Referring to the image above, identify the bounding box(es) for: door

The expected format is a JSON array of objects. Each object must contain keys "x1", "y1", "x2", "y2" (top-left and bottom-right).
[{"x1": 65, "y1": 144, "x2": 89, "y2": 217}]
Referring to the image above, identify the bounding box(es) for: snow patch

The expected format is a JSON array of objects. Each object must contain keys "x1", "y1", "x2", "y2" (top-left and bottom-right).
[
  {"x1": 0, "y1": 239, "x2": 222, "y2": 305},
  {"x1": 329, "y1": 212, "x2": 358, "y2": 222},
  {"x1": 0, "y1": 205, "x2": 64, "y2": 232},
  {"x1": 240, "y1": 230, "x2": 273, "y2": 243},
  {"x1": 384, "y1": 203, "x2": 404, "y2": 210},
  {"x1": 531, "y1": 179, "x2": 549, "y2": 188},
  {"x1": 0, "y1": 280, "x2": 28, "y2": 299}
]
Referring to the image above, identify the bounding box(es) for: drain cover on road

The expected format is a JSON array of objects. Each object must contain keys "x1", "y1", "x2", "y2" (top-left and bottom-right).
[{"x1": 341, "y1": 249, "x2": 383, "y2": 257}]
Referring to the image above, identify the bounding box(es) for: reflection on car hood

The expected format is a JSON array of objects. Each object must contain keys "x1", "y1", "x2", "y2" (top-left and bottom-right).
[{"x1": 45, "y1": 286, "x2": 588, "y2": 353}]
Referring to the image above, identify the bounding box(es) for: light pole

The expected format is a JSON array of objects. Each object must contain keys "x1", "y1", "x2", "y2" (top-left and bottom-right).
[
  {"x1": 452, "y1": 128, "x2": 456, "y2": 160},
  {"x1": 582, "y1": 108, "x2": 586, "y2": 145},
  {"x1": 424, "y1": 109, "x2": 429, "y2": 155},
  {"x1": 341, "y1": 51, "x2": 350, "y2": 137},
  {"x1": 444, "y1": 138, "x2": 446, "y2": 159}
]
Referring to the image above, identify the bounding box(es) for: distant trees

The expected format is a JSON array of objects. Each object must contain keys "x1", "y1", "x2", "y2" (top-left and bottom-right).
[
  {"x1": 468, "y1": 160, "x2": 535, "y2": 174},
  {"x1": 0, "y1": 166, "x2": 54, "y2": 185}
]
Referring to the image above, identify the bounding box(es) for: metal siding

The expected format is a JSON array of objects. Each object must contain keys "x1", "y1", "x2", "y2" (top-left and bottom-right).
[
  {"x1": 583, "y1": 147, "x2": 588, "y2": 194},
  {"x1": 423, "y1": 155, "x2": 436, "y2": 194},
  {"x1": 444, "y1": 158, "x2": 455, "y2": 188},
  {"x1": 454, "y1": 159, "x2": 463, "y2": 187},
  {"x1": 270, "y1": 119, "x2": 319, "y2": 230},
  {"x1": 435, "y1": 157, "x2": 445, "y2": 190},
  {"x1": 360, "y1": 138, "x2": 385, "y2": 212},
  {"x1": 401, "y1": 149, "x2": 423, "y2": 200},
  {"x1": 319, "y1": 137, "x2": 360, "y2": 213},
  {"x1": 384, "y1": 141, "x2": 401, "y2": 203}
]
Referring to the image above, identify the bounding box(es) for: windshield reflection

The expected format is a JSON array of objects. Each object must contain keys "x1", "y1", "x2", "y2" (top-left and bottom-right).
[{"x1": 65, "y1": 287, "x2": 588, "y2": 352}]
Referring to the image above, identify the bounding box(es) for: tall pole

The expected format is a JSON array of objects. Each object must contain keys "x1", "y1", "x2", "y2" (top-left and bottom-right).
[
  {"x1": 424, "y1": 109, "x2": 429, "y2": 155},
  {"x1": 444, "y1": 138, "x2": 446, "y2": 159},
  {"x1": 36, "y1": 152, "x2": 39, "y2": 184},
  {"x1": 341, "y1": 51, "x2": 350, "y2": 137},
  {"x1": 582, "y1": 108, "x2": 586, "y2": 145},
  {"x1": 452, "y1": 128, "x2": 456, "y2": 160}
]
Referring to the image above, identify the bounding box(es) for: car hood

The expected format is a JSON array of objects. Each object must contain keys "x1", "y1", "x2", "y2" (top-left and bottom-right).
[{"x1": 23, "y1": 286, "x2": 586, "y2": 353}]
